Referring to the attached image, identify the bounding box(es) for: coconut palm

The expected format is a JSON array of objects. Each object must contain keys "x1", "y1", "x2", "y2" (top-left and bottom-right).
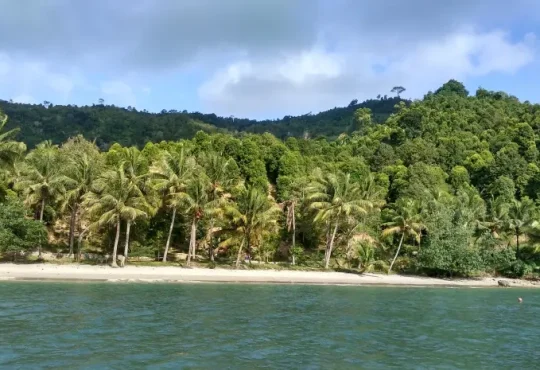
[
  {"x1": 199, "y1": 153, "x2": 239, "y2": 261},
  {"x1": 17, "y1": 141, "x2": 71, "y2": 258},
  {"x1": 182, "y1": 175, "x2": 213, "y2": 265},
  {"x1": 507, "y1": 198, "x2": 535, "y2": 259},
  {"x1": 61, "y1": 149, "x2": 104, "y2": 257},
  {"x1": 382, "y1": 198, "x2": 425, "y2": 273},
  {"x1": 221, "y1": 186, "x2": 280, "y2": 268},
  {"x1": 121, "y1": 197, "x2": 152, "y2": 266},
  {"x1": 308, "y1": 170, "x2": 374, "y2": 268},
  {"x1": 84, "y1": 165, "x2": 149, "y2": 267},
  {"x1": 0, "y1": 110, "x2": 26, "y2": 172},
  {"x1": 284, "y1": 199, "x2": 297, "y2": 264},
  {"x1": 118, "y1": 146, "x2": 150, "y2": 192},
  {"x1": 455, "y1": 189, "x2": 486, "y2": 228},
  {"x1": 356, "y1": 242, "x2": 388, "y2": 273},
  {"x1": 477, "y1": 197, "x2": 509, "y2": 239},
  {"x1": 281, "y1": 176, "x2": 310, "y2": 265},
  {"x1": 151, "y1": 149, "x2": 196, "y2": 262}
]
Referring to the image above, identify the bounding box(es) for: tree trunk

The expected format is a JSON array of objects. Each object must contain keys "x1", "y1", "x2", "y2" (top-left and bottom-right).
[
  {"x1": 323, "y1": 222, "x2": 330, "y2": 265},
  {"x1": 162, "y1": 207, "x2": 176, "y2": 262},
  {"x1": 235, "y1": 238, "x2": 245, "y2": 268},
  {"x1": 247, "y1": 238, "x2": 251, "y2": 265},
  {"x1": 123, "y1": 220, "x2": 131, "y2": 267},
  {"x1": 325, "y1": 221, "x2": 339, "y2": 269},
  {"x1": 291, "y1": 204, "x2": 296, "y2": 265},
  {"x1": 68, "y1": 204, "x2": 77, "y2": 258},
  {"x1": 388, "y1": 232, "x2": 405, "y2": 273},
  {"x1": 186, "y1": 218, "x2": 197, "y2": 266},
  {"x1": 208, "y1": 220, "x2": 215, "y2": 262},
  {"x1": 516, "y1": 228, "x2": 520, "y2": 259},
  {"x1": 77, "y1": 226, "x2": 90, "y2": 262},
  {"x1": 191, "y1": 221, "x2": 197, "y2": 259},
  {"x1": 111, "y1": 220, "x2": 121, "y2": 267},
  {"x1": 38, "y1": 198, "x2": 45, "y2": 259}
]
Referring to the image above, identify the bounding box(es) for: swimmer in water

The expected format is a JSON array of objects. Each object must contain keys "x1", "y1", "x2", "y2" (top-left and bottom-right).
[{"x1": 518, "y1": 297, "x2": 523, "y2": 303}]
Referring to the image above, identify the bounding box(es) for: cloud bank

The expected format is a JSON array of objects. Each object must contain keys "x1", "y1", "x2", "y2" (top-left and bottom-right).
[{"x1": 0, "y1": 0, "x2": 538, "y2": 117}]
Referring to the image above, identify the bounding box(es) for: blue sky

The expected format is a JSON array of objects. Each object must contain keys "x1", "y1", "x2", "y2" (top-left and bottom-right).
[{"x1": 0, "y1": 0, "x2": 539, "y2": 119}]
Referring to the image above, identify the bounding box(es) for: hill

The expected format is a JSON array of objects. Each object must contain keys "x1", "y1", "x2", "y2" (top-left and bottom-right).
[
  {"x1": 3, "y1": 79, "x2": 540, "y2": 278},
  {"x1": 0, "y1": 96, "x2": 403, "y2": 148}
]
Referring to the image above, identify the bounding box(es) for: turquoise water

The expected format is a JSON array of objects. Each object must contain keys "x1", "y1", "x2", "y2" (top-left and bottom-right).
[{"x1": 0, "y1": 283, "x2": 538, "y2": 369}]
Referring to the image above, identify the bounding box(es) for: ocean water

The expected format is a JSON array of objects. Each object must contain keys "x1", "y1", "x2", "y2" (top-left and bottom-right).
[{"x1": 0, "y1": 282, "x2": 538, "y2": 369}]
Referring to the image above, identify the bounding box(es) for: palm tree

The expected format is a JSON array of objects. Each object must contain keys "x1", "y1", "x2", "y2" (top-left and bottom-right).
[
  {"x1": 308, "y1": 170, "x2": 374, "y2": 268},
  {"x1": 84, "y1": 165, "x2": 148, "y2": 267},
  {"x1": 382, "y1": 198, "x2": 425, "y2": 273},
  {"x1": 182, "y1": 175, "x2": 212, "y2": 265},
  {"x1": 0, "y1": 111, "x2": 26, "y2": 172},
  {"x1": 221, "y1": 186, "x2": 280, "y2": 268},
  {"x1": 356, "y1": 242, "x2": 388, "y2": 273},
  {"x1": 284, "y1": 199, "x2": 297, "y2": 264},
  {"x1": 116, "y1": 147, "x2": 154, "y2": 265},
  {"x1": 17, "y1": 141, "x2": 70, "y2": 258},
  {"x1": 455, "y1": 189, "x2": 486, "y2": 228},
  {"x1": 118, "y1": 146, "x2": 150, "y2": 193},
  {"x1": 200, "y1": 153, "x2": 239, "y2": 261},
  {"x1": 477, "y1": 197, "x2": 509, "y2": 239},
  {"x1": 151, "y1": 149, "x2": 196, "y2": 262},
  {"x1": 281, "y1": 177, "x2": 310, "y2": 265},
  {"x1": 507, "y1": 198, "x2": 535, "y2": 259},
  {"x1": 61, "y1": 152, "x2": 103, "y2": 257},
  {"x1": 121, "y1": 196, "x2": 151, "y2": 266}
]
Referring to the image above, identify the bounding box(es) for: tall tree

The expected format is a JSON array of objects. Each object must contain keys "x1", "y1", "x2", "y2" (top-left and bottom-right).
[
  {"x1": 151, "y1": 148, "x2": 196, "y2": 262},
  {"x1": 200, "y1": 153, "x2": 239, "y2": 261},
  {"x1": 308, "y1": 170, "x2": 374, "y2": 268},
  {"x1": 221, "y1": 186, "x2": 280, "y2": 268},
  {"x1": 382, "y1": 198, "x2": 425, "y2": 273},
  {"x1": 280, "y1": 176, "x2": 310, "y2": 265},
  {"x1": 507, "y1": 198, "x2": 535, "y2": 259},
  {"x1": 84, "y1": 165, "x2": 148, "y2": 267},
  {"x1": 17, "y1": 141, "x2": 70, "y2": 258},
  {"x1": 183, "y1": 175, "x2": 211, "y2": 265},
  {"x1": 0, "y1": 110, "x2": 26, "y2": 172},
  {"x1": 60, "y1": 137, "x2": 103, "y2": 257},
  {"x1": 391, "y1": 86, "x2": 406, "y2": 97}
]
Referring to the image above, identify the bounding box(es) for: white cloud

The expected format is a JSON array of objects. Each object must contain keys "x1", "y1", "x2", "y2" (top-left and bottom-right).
[
  {"x1": 199, "y1": 29, "x2": 537, "y2": 118},
  {"x1": 100, "y1": 80, "x2": 137, "y2": 107},
  {"x1": 0, "y1": 54, "x2": 11, "y2": 76},
  {"x1": 0, "y1": 1, "x2": 539, "y2": 116},
  {"x1": 0, "y1": 54, "x2": 80, "y2": 105},
  {"x1": 12, "y1": 94, "x2": 36, "y2": 104}
]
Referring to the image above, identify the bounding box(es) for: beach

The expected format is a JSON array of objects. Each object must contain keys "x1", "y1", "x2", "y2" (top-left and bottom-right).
[{"x1": 0, "y1": 263, "x2": 537, "y2": 287}]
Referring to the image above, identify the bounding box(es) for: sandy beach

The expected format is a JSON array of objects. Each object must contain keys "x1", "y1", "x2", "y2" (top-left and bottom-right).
[{"x1": 0, "y1": 263, "x2": 538, "y2": 287}]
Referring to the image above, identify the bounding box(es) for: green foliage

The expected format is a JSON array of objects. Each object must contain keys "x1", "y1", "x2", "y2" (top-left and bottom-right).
[
  {"x1": 1, "y1": 97, "x2": 403, "y2": 148},
  {"x1": 419, "y1": 205, "x2": 483, "y2": 277},
  {"x1": 0, "y1": 197, "x2": 46, "y2": 255},
  {"x1": 434, "y1": 79, "x2": 469, "y2": 97},
  {"x1": 3, "y1": 80, "x2": 540, "y2": 278}
]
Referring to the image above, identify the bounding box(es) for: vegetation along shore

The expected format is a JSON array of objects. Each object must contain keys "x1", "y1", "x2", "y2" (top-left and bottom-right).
[{"x1": 1, "y1": 80, "x2": 540, "y2": 281}]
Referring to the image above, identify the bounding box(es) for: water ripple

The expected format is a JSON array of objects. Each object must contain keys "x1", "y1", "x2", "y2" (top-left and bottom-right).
[{"x1": 0, "y1": 283, "x2": 539, "y2": 369}]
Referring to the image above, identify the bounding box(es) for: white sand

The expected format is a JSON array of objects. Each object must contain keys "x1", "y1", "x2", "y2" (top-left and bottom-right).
[{"x1": 0, "y1": 263, "x2": 537, "y2": 287}]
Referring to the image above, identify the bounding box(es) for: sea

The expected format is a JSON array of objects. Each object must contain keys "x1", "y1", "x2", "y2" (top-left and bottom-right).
[{"x1": 0, "y1": 282, "x2": 538, "y2": 369}]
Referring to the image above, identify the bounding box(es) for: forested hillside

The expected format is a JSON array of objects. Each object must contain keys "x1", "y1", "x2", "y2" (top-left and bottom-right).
[
  {"x1": 2, "y1": 79, "x2": 540, "y2": 278},
  {"x1": 0, "y1": 96, "x2": 402, "y2": 148}
]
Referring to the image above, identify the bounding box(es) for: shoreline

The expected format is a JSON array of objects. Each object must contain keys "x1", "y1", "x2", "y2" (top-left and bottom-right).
[{"x1": 0, "y1": 263, "x2": 538, "y2": 288}]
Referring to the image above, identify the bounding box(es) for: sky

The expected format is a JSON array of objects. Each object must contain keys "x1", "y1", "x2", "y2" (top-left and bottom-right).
[{"x1": 0, "y1": 0, "x2": 539, "y2": 119}]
